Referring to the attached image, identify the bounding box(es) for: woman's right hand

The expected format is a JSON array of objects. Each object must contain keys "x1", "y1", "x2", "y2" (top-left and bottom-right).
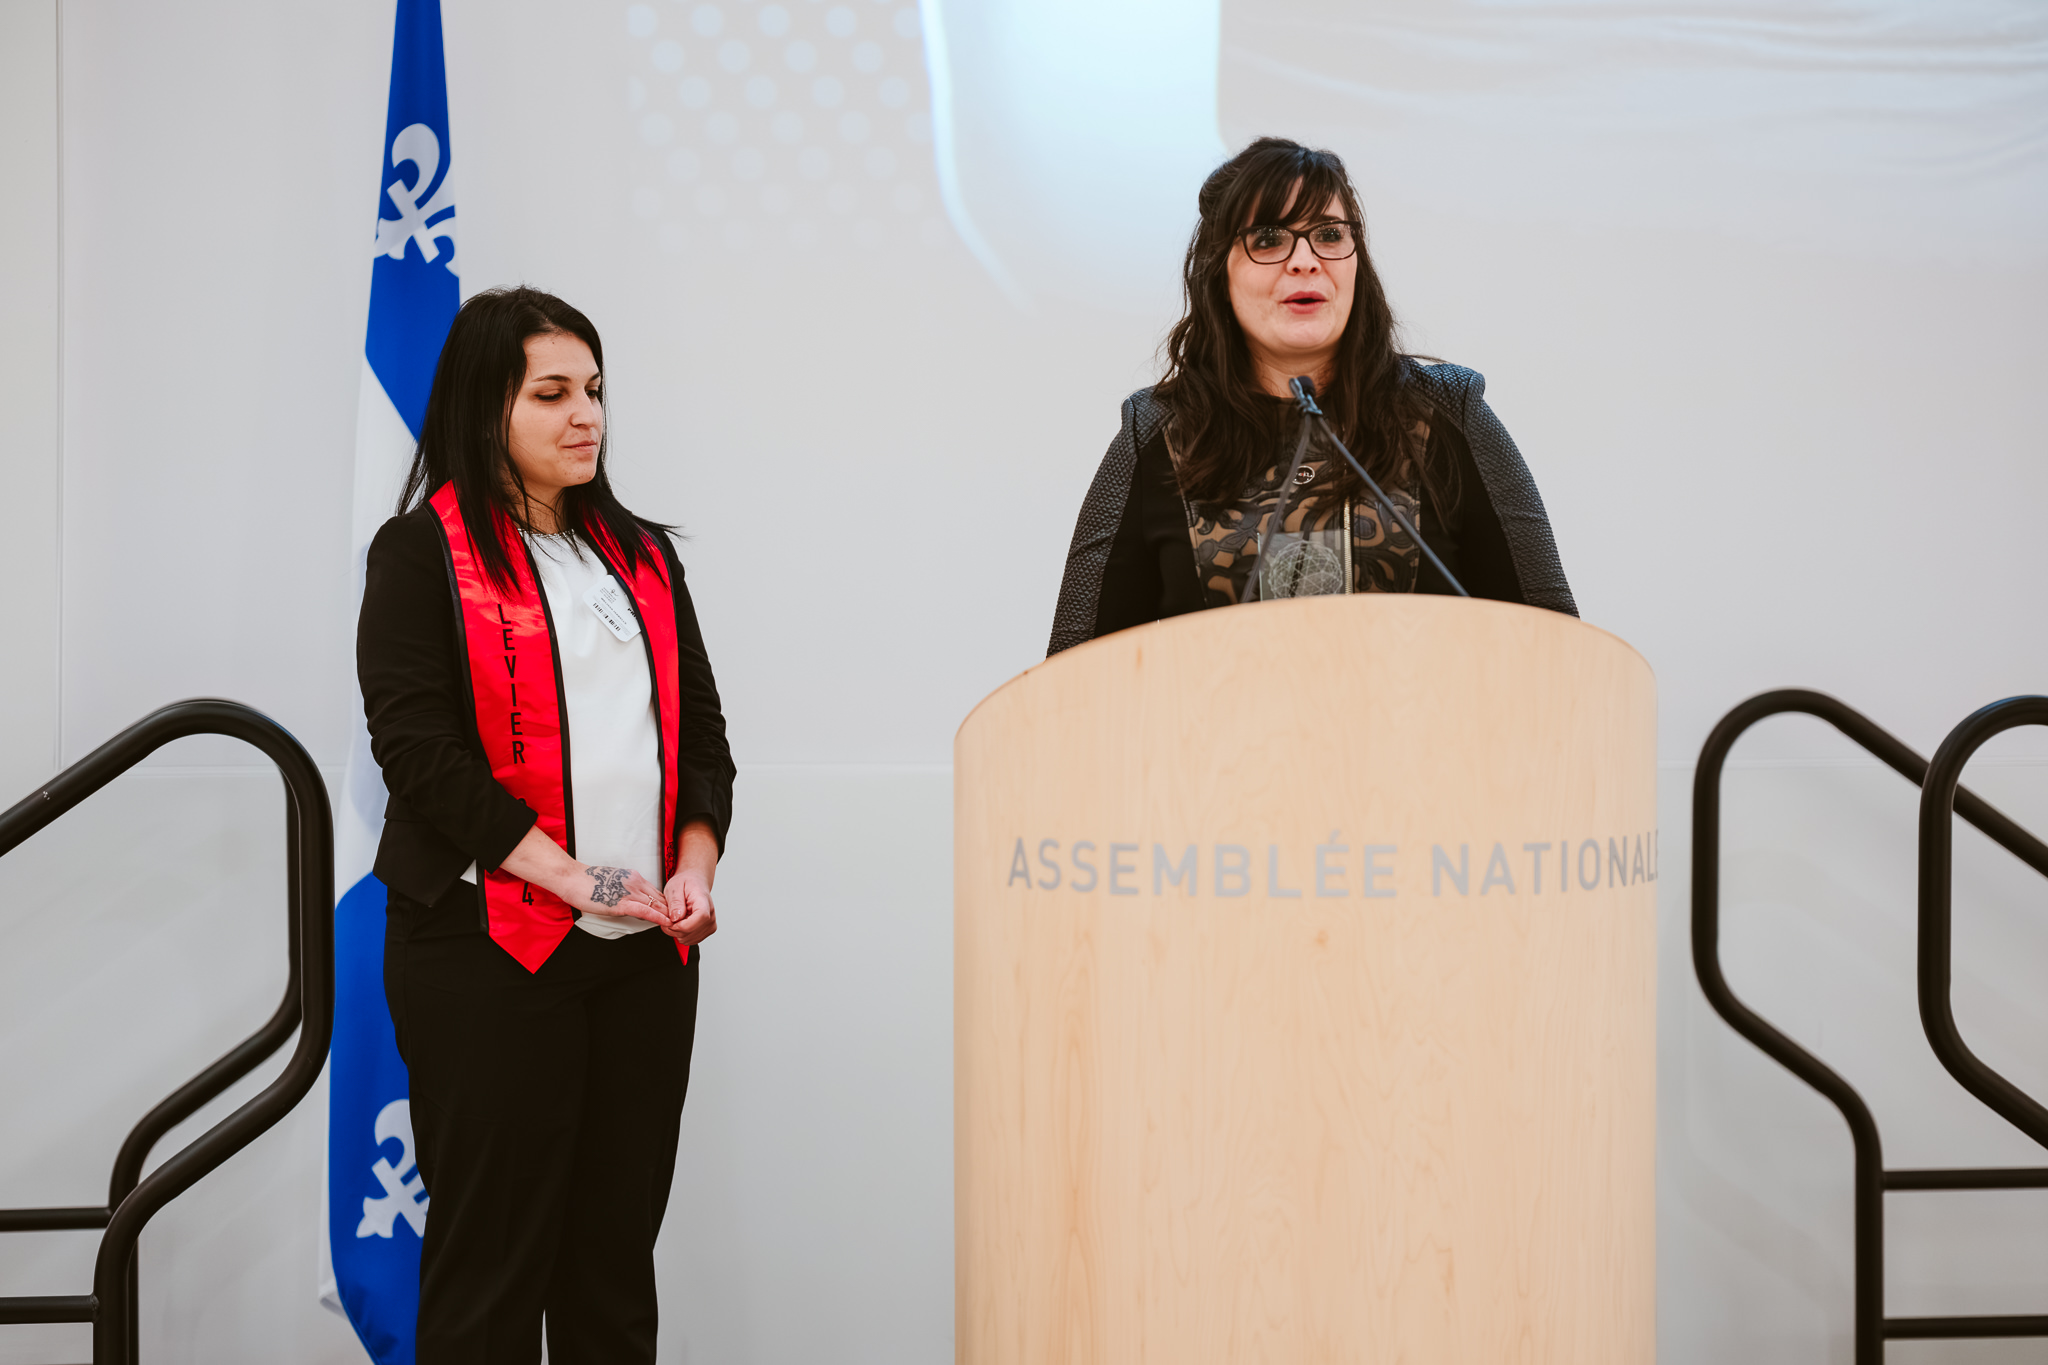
[
  {"x1": 567, "y1": 864, "x2": 672, "y2": 926},
  {"x1": 497, "y1": 824, "x2": 676, "y2": 929}
]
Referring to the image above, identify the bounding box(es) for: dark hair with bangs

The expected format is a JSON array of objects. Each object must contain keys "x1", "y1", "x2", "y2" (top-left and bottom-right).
[
  {"x1": 397, "y1": 285, "x2": 669, "y2": 593},
  {"x1": 1154, "y1": 137, "x2": 1442, "y2": 510}
]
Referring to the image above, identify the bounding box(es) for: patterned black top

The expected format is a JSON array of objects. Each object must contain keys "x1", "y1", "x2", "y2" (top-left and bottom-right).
[
  {"x1": 1089, "y1": 411, "x2": 1508, "y2": 640},
  {"x1": 1182, "y1": 412, "x2": 1428, "y2": 607}
]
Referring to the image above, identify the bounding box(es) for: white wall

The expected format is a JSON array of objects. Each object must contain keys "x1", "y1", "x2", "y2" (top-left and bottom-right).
[
  {"x1": 0, "y1": 0, "x2": 61, "y2": 802},
  {"x1": 1, "y1": 1, "x2": 2045, "y2": 1361}
]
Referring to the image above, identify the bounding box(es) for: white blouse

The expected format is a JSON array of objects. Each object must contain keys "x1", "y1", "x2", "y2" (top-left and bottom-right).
[{"x1": 460, "y1": 533, "x2": 665, "y2": 939}]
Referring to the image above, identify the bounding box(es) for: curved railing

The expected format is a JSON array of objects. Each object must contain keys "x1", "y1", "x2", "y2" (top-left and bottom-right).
[
  {"x1": 1694, "y1": 688, "x2": 2048, "y2": 1362},
  {"x1": 1919, "y1": 696, "x2": 2048, "y2": 1148},
  {"x1": 0, "y1": 699, "x2": 334, "y2": 1364}
]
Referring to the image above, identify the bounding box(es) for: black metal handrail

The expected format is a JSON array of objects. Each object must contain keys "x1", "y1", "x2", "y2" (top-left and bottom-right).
[
  {"x1": 0, "y1": 699, "x2": 334, "y2": 1364},
  {"x1": 1694, "y1": 688, "x2": 2048, "y2": 1363},
  {"x1": 1920, "y1": 695, "x2": 2048, "y2": 1148}
]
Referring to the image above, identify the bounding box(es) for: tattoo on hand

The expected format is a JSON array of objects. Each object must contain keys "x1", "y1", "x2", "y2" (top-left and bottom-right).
[{"x1": 586, "y1": 866, "x2": 630, "y2": 908}]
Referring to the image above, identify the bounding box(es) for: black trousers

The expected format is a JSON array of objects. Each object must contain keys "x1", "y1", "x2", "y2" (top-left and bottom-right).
[{"x1": 385, "y1": 884, "x2": 699, "y2": 1365}]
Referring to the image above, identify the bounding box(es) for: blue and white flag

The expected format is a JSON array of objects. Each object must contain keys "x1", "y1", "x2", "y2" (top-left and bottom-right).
[{"x1": 323, "y1": 2, "x2": 458, "y2": 1360}]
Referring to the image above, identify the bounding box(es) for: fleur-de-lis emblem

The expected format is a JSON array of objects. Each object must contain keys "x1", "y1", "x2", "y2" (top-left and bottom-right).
[
  {"x1": 355, "y1": 1098, "x2": 429, "y2": 1238},
  {"x1": 373, "y1": 123, "x2": 457, "y2": 275}
]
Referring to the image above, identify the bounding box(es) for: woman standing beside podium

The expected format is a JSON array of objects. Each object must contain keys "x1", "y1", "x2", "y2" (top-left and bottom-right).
[
  {"x1": 357, "y1": 287, "x2": 733, "y2": 1363},
  {"x1": 1049, "y1": 137, "x2": 1576, "y2": 654}
]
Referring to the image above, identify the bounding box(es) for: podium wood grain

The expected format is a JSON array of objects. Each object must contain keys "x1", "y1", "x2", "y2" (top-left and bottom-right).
[{"x1": 955, "y1": 596, "x2": 1657, "y2": 1364}]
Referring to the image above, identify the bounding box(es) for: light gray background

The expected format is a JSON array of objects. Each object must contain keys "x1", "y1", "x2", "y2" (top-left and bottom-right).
[{"x1": 1, "y1": 1, "x2": 2045, "y2": 1361}]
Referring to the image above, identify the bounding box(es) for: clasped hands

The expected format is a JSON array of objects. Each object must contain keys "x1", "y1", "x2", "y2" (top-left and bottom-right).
[
  {"x1": 499, "y1": 821, "x2": 719, "y2": 947},
  {"x1": 580, "y1": 864, "x2": 716, "y2": 945}
]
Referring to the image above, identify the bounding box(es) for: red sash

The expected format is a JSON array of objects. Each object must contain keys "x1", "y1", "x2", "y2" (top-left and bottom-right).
[{"x1": 429, "y1": 482, "x2": 687, "y2": 972}]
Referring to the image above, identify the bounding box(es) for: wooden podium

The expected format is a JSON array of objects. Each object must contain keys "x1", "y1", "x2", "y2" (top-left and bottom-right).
[{"x1": 954, "y1": 596, "x2": 1657, "y2": 1363}]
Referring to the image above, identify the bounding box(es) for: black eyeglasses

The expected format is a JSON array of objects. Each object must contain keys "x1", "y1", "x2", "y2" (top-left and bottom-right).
[{"x1": 1239, "y1": 220, "x2": 1361, "y2": 265}]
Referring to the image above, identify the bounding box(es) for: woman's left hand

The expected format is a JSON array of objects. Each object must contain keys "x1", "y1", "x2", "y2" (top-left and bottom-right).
[
  {"x1": 661, "y1": 870, "x2": 716, "y2": 945},
  {"x1": 662, "y1": 818, "x2": 721, "y2": 946}
]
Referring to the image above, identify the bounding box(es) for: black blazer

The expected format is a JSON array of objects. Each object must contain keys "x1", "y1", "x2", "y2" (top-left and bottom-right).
[
  {"x1": 1047, "y1": 364, "x2": 1577, "y2": 656},
  {"x1": 356, "y1": 505, "x2": 736, "y2": 909}
]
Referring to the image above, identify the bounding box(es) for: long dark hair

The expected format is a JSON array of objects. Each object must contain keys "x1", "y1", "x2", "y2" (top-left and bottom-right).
[
  {"x1": 1154, "y1": 137, "x2": 1440, "y2": 509},
  {"x1": 398, "y1": 286, "x2": 667, "y2": 593}
]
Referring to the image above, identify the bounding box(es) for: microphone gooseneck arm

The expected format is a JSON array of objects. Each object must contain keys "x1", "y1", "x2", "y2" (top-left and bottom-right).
[
  {"x1": 1287, "y1": 376, "x2": 1470, "y2": 599},
  {"x1": 1243, "y1": 417, "x2": 1318, "y2": 602}
]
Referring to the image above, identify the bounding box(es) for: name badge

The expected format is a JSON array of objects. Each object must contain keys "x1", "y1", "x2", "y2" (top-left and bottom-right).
[{"x1": 584, "y1": 578, "x2": 642, "y2": 643}]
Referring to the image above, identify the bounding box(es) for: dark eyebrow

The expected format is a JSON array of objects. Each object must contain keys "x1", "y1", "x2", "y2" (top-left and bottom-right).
[{"x1": 528, "y1": 372, "x2": 600, "y2": 384}]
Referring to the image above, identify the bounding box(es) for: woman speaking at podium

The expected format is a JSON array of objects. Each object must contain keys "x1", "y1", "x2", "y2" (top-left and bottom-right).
[
  {"x1": 1049, "y1": 137, "x2": 1576, "y2": 654},
  {"x1": 357, "y1": 287, "x2": 734, "y2": 1362}
]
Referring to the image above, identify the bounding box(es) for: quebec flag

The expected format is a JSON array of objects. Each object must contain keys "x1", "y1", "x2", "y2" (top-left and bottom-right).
[{"x1": 323, "y1": 2, "x2": 458, "y2": 1360}]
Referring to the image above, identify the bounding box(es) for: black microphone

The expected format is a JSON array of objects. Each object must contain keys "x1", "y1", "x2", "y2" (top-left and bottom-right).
[{"x1": 1288, "y1": 376, "x2": 1469, "y2": 598}]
